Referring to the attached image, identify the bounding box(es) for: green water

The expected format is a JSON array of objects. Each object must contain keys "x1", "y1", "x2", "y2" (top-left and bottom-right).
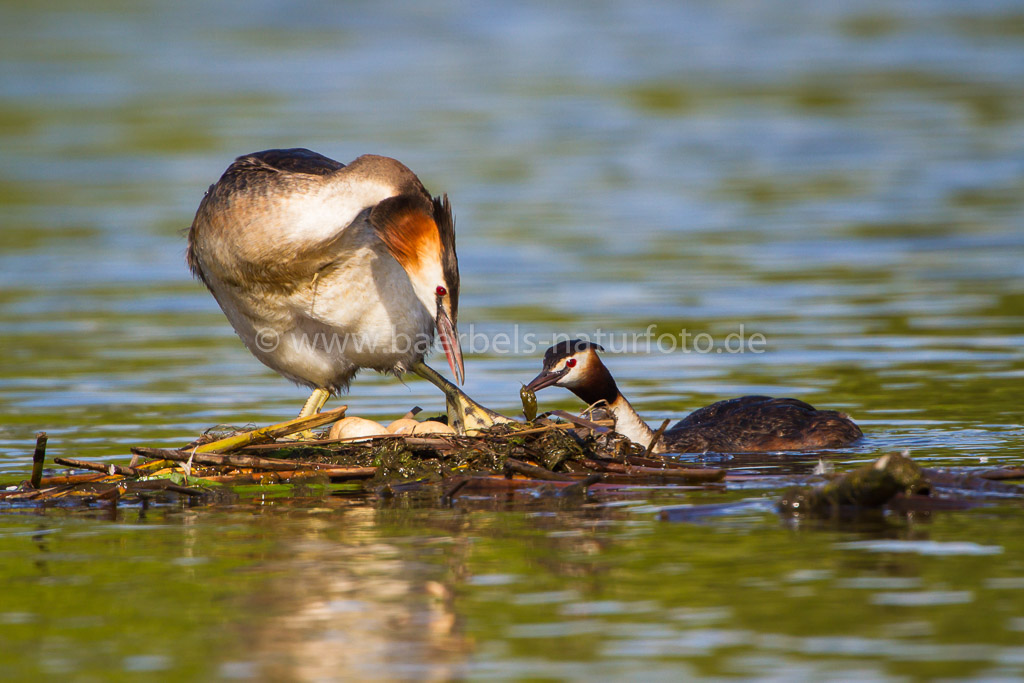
[{"x1": 2, "y1": 0, "x2": 1024, "y2": 679}]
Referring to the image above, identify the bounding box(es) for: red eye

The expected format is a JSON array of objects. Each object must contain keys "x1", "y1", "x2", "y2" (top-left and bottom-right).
[
  {"x1": 435, "y1": 286, "x2": 447, "y2": 297},
  {"x1": 566, "y1": 358, "x2": 577, "y2": 368}
]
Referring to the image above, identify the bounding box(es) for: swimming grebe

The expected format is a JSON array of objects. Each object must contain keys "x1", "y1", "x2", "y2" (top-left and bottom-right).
[
  {"x1": 187, "y1": 148, "x2": 504, "y2": 432},
  {"x1": 526, "y1": 339, "x2": 862, "y2": 453}
]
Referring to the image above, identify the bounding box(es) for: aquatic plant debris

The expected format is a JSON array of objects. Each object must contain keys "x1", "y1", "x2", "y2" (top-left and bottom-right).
[
  {"x1": 777, "y1": 452, "x2": 930, "y2": 517},
  {"x1": 520, "y1": 386, "x2": 538, "y2": 422},
  {"x1": 4, "y1": 411, "x2": 1024, "y2": 514},
  {"x1": 658, "y1": 451, "x2": 1024, "y2": 523},
  {"x1": 0, "y1": 408, "x2": 727, "y2": 508}
]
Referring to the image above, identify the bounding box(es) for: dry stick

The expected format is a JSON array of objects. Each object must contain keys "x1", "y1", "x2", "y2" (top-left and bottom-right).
[
  {"x1": 549, "y1": 410, "x2": 611, "y2": 433},
  {"x1": 36, "y1": 472, "x2": 108, "y2": 487},
  {"x1": 53, "y1": 457, "x2": 136, "y2": 477},
  {"x1": 504, "y1": 457, "x2": 577, "y2": 482},
  {"x1": 30, "y1": 432, "x2": 47, "y2": 489},
  {"x1": 642, "y1": 420, "x2": 671, "y2": 459},
  {"x1": 0, "y1": 487, "x2": 47, "y2": 500},
  {"x1": 131, "y1": 446, "x2": 373, "y2": 475},
  {"x1": 7, "y1": 483, "x2": 87, "y2": 501},
  {"x1": 32, "y1": 481, "x2": 123, "y2": 501},
  {"x1": 501, "y1": 422, "x2": 577, "y2": 438},
  {"x1": 134, "y1": 446, "x2": 303, "y2": 471},
  {"x1": 122, "y1": 457, "x2": 179, "y2": 474},
  {"x1": 193, "y1": 405, "x2": 348, "y2": 454},
  {"x1": 278, "y1": 466, "x2": 376, "y2": 480},
  {"x1": 580, "y1": 458, "x2": 617, "y2": 474},
  {"x1": 241, "y1": 433, "x2": 407, "y2": 449}
]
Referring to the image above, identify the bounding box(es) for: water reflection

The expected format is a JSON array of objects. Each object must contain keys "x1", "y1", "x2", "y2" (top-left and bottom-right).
[
  {"x1": 216, "y1": 491, "x2": 1024, "y2": 679},
  {"x1": 246, "y1": 508, "x2": 470, "y2": 680},
  {"x1": 2, "y1": 474, "x2": 1024, "y2": 678}
]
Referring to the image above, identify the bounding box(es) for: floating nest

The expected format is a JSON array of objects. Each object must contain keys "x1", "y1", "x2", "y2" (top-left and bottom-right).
[
  {"x1": 4, "y1": 406, "x2": 1024, "y2": 515},
  {"x1": 0, "y1": 405, "x2": 726, "y2": 508}
]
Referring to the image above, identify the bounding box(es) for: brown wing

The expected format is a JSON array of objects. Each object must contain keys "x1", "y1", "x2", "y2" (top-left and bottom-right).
[
  {"x1": 666, "y1": 396, "x2": 862, "y2": 452},
  {"x1": 186, "y1": 149, "x2": 347, "y2": 284}
]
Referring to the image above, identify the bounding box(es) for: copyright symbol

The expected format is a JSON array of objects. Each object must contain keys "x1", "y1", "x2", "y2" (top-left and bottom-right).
[{"x1": 254, "y1": 328, "x2": 279, "y2": 352}]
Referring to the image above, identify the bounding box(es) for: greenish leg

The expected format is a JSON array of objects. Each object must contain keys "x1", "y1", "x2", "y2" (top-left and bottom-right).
[
  {"x1": 297, "y1": 387, "x2": 331, "y2": 419},
  {"x1": 293, "y1": 387, "x2": 331, "y2": 440},
  {"x1": 412, "y1": 362, "x2": 512, "y2": 435}
]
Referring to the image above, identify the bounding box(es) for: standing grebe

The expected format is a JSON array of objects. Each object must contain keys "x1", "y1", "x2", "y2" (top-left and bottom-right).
[
  {"x1": 187, "y1": 148, "x2": 504, "y2": 432},
  {"x1": 526, "y1": 339, "x2": 862, "y2": 453}
]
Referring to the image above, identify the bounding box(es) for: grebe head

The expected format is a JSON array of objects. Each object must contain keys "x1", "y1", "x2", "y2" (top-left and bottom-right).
[
  {"x1": 526, "y1": 338, "x2": 656, "y2": 447},
  {"x1": 425, "y1": 196, "x2": 462, "y2": 385},
  {"x1": 525, "y1": 339, "x2": 609, "y2": 398},
  {"x1": 371, "y1": 191, "x2": 464, "y2": 384}
]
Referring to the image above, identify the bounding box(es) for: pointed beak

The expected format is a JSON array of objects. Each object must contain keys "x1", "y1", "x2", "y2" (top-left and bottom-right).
[
  {"x1": 436, "y1": 305, "x2": 465, "y2": 385},
  {"x1": 525, "y1": 367, "x2": 566, "y2": 393}
]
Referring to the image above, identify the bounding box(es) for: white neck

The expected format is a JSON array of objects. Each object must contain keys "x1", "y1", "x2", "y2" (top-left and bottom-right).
[{"x1": 607, "y1": 394, "x2": 661, "y2": 452}]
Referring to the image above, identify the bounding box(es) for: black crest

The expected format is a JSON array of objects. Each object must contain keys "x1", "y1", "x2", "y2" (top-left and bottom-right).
[
  {"x1": 544, "y1": 339, "x2": 604, "y2": 365},
  {"x1": 433, "y1": 194, "x2": 459, "y2": 317}
]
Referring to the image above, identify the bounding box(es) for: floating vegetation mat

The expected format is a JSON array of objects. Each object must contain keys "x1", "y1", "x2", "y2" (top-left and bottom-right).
[
  {"x1": 0, "y1": 405, "x2": 724, "y2": 509},
  {"x1": 3, "y1": 406, "x2": 1024, "y2": 518}
]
